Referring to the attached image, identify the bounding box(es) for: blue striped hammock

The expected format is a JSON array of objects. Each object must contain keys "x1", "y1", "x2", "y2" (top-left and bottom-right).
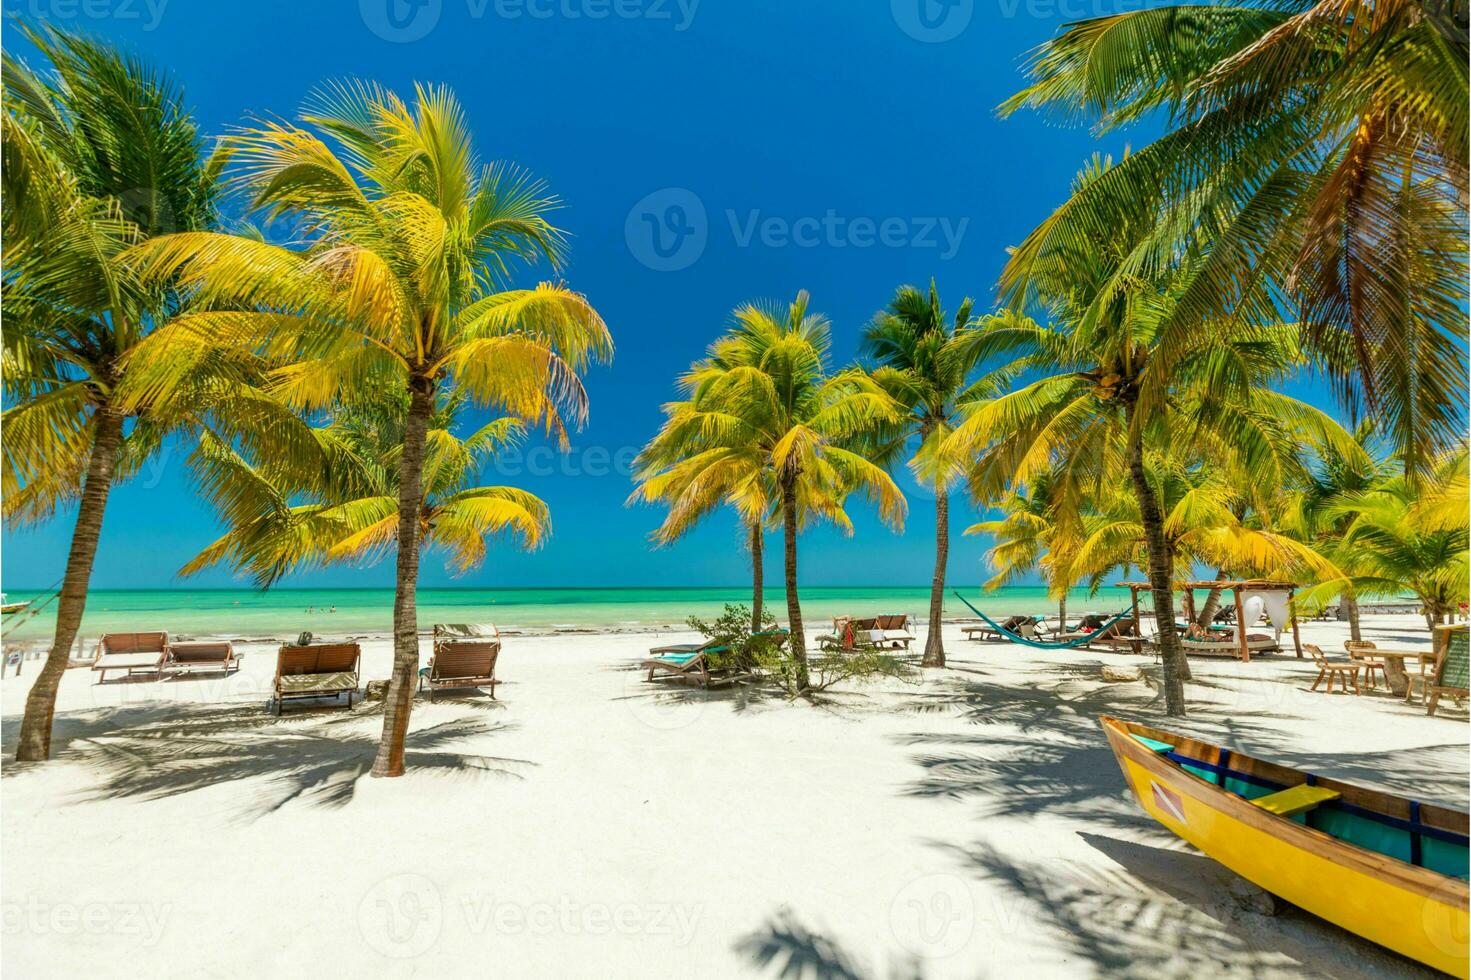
[{"x1": 952, "y1": 592, "x2": 1135, "y2": 650}]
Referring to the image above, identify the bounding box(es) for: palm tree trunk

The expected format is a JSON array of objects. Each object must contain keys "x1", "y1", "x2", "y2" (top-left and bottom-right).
[
  {"x1": 922, "y1": 485, "x2": 948, "y2": 667},
  {"x1": 1342, "y1": 589, "x2": 1362, "y2": 643},
  {"x1": 749, "y1": 521, "x2": 764, "y2": 631},
  {"x1": 1164, "y1": 543, "x2": 1192, "y2": 682},
  {"x1": 780, "y1": 471, "x2": 809, "y2": 692},
  {"x1": 1058, "y1": 594, "x2": 1067, "y2": 631},
  {"x1": 371, "y1": 375, "x2": 436, "y2": 779},
  {"x1": 1124, "y1": 423, "x2": 1186, "y2": 716},
  {"x1": 1195, "y1": 576, "x2": 1227, "y2": 629},
  {"x1": 15, "y1": 407, "x2": 126, "y2": 763}
]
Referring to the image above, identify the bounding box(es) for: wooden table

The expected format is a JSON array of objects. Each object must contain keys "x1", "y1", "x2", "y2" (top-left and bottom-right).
[{"x1": 1363, "y1": 649, "x2": 1434, "y2": 697}]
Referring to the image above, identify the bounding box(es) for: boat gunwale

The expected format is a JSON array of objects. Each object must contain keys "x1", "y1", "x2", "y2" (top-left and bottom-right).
[{"x1": 1100, "y1": 715, "x2": 1470, "y2": 911}]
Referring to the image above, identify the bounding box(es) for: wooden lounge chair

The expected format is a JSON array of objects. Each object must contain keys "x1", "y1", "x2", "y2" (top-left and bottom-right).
[
  {"x1": 643, "y1": 630, "x2": 786, "y2": 686},
  {"x1": 1412, "y1": 627, "x2": 1468, "y2": 716},
  {"x1": 1181, "y1": 632, "x2": 1279, "y2": 658},
  {"x1": 432, "y1": 622, "x2": 500, "y2": 642},
  {"x1": 92, "y1": 632, "x2": 169, "y2": 683},
  {"x1": 420, "y1": 639, "x2": 501, "y2": 699},
  {"x1": 643, "y1": 638, "x2": 726, "y2": 685},
  {"x1": 817, "y1": 617, "x2": 855, "y2": 651},
  {"x1": 271, "y1": 642, "x2": 361, "y2": 714},
  {"x1": 962, "y1": 615, "x2": 1040, "y2": 642},
  {"x1": 1082, "y1": 621, "x2": 1145, "y2": 654},
  {"x1": 1306, "y1": 643, "x2": 1361, "y2": 695},
  {"x1": 820, "y1": 616, "x2": 912, "y2": 652},
  {"x1": 873, "y1": 614, "x2": 915, "y2": 650},
  {"x1": 1344, "y1": 640, "x2": 1389, "y2": 691},
  {"x1": 165, "y1": 640, "x2": 240, "y2": 677}
]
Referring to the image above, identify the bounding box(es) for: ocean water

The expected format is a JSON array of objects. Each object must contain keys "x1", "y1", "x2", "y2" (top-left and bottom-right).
[{"x1": 0, "y1": 585, "x2": 1142, "y2": 643}]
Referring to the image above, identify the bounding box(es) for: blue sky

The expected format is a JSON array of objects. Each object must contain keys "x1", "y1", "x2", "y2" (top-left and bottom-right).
[{"x1": 2, "y1": 0, "x2": 1340, "y2": 590}]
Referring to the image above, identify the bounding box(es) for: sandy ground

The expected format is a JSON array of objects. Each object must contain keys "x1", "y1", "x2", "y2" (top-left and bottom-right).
[{"x1": 1, "y1": 613, "x2": 1465, "y2": 978}]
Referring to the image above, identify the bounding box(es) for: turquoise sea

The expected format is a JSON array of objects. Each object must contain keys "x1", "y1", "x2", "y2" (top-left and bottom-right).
[{"x1": 0, "y1": 585, "x2": 1143, "y2": 643}]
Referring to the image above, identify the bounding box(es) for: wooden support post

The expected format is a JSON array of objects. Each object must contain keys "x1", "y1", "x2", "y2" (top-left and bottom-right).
[
  {"x1": 1289, "y1": 588, "x2": 1303, "y2": 659},
  {"x1": 1131, "y1": 586, "x2": 1142, "y2": 638},
  {"x1": 1233, "y1": 587, "x2": 1250, "y2": 662}
]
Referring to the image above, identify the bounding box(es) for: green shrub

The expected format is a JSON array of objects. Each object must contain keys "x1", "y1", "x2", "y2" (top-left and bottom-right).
[
  {"x1": 686, "y1": 604, "x2": 783, "y2": 673},
  {"x1": 688, "y1": 603, "x2": 915, "y2": 694}
]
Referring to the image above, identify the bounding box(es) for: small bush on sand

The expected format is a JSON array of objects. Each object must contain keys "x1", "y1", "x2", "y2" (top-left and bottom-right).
[
  {"x1": 689, "y1": 604, "x2": 915, "y2": 694},
  {"x1": 687, "y1": 604, "x2": 783, "y2": 674}
]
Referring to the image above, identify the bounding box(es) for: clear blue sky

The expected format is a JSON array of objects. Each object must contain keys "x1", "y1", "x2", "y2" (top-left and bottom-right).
[{"x1": 2, "y1": 0, "x2": 1340, "y2": 590}]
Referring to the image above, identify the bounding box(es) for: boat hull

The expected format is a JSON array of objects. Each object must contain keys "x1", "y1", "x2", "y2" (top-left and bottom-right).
[{"x1": 1102, "y1": 716, "x2": 1469, "y2": 977}]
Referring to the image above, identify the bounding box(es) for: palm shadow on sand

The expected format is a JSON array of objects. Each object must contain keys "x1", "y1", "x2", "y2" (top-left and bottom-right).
[
  {"x1": 892, "y1": 662, "x2": 1454, "y2": 977},
  {"x1": 4, "y1": 698, "x2": 531, "y2": 819}
]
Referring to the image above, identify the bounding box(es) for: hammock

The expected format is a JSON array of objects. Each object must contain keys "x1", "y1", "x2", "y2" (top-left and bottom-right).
[{"x1": 952, "y1": 592, "x2": 1136, "y2": 650}]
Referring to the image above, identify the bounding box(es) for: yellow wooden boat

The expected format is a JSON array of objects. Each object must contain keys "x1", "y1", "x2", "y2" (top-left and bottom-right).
[{"x1": 1101, "y1": 716, "x2": 1469, "y2": 976}]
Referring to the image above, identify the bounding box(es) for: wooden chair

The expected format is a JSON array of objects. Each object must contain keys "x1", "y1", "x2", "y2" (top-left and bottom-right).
[
  {"x1": 271, "y1": 642, "x2": 361, "y2": 714},
  {"x1": 420, "y1": 639, "x2": 501, "y2": 699},
  {"x1": 1306, "y1": 643, "x2": 1361, "y2": 695},
  {"x1": 818, "y1": 617, "x2": 880, "y2": 652},
  {"x1": 1413, "y1": 627, "x2": 1469, "y2": 716},
  {"x1": 165, "y1": 640, "x2": 240, "y2": 677},
  {"x1": 92, "y1": 632, "x2": 169, "y2": 683},
  {"x1": 1084, "y1": 621, "x2": 1145, "y2": 655},
  {"x1": 963, "y1": 615, "x2": 1038, "y2": 642},
  {"x1": 1344, "y1": 640, "x2": 1389, "y2": 691},
  {"x1": 643, "y1": 638, "x2": 724, "y2": 684},
  {"x1": 816, "y1": 616, "x2": 853, "y2": 651},
  {"x1": 873, "y1": 614, "x2": 915, "y2": 650}
]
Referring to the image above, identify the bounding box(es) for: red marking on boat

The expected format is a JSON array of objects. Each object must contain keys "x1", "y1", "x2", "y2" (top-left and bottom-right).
[{"x1": 1152, "y1": 781, "x2": 1187, "y2": 824}]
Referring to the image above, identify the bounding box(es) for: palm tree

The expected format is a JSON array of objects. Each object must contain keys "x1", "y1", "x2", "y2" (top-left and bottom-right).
[
  {"x1": 944, "y1": 157, "x2": 1354, "y2": 714},
  {"x1": 629, "y1": 393, "x2": 774, "y2": 631},
  {"x1": 965, "y1": 468, "x2": 1080, "y2": 628},
  {"x1": 1000, "y1": 1, "x2": 1468, "y2": 476},
  {"x1": 1278, "y1": 420, "x2": 1390, "y2": 641},
  {"x1": 1061, "y1": 454, "x2": 1334, "y2": 604},
  {"x1": 1301, "y1": 449, "x2": 1469, "y2": 631},
  {"x1": 861, "y1": 281, "x2": 998, "y2": 668},
  {"x1": 124, "y1": 82, "x2": 612, "y2": 777},
  {"x1": 1, "y1": 28, "x2": 222, "y2": 762},
  {"x1": 178, "y1": 385, "x2": 550, "y2": 585},
  {"x1": 655, "y1": 291, "x2": 906, "y2": 691}
]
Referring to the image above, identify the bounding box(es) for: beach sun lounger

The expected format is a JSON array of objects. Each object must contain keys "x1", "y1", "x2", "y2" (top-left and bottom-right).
[
  {"x1": 1181, "y1": 632, "x2": 1279, "y2": 657},
  {"x1": 271, "y1": 642, "x2": 361, "y2": 714},
  {"x1": 165, "y1": 640, "x2": 240, "y2": 677},
  {"x1": 92, "y1": 632, "x2": 169, "y2": 683},
  {"x1": 643, "y1": 630, "x2": 787, "y2": 686},
  {"x1": 643, "y1": 638, "x2": 726, "y2": 685},
  {"x1": 874, "y1": 614, "x2": 914, "y2": 650},
  {"x1": 1080, "y1": 621, "x2": 1145, "y2": 654},
  {"x1": 420, "y1": 639, "x2": 501, "y2": 699},
  {"x1": 963, "y1": 615, "x2": 1040, "y2": 642},
  {"x1": 433, "y1": 623, "x2": 500, "y2": 641},
  {"x1": 820, "y1": 616, "x2": 913, "y2": 651}
]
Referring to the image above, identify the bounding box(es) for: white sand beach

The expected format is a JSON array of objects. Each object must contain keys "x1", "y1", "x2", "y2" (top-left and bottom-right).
[{"x1": 2, "y1": 613, "x2": 1465, "y2": 979}]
